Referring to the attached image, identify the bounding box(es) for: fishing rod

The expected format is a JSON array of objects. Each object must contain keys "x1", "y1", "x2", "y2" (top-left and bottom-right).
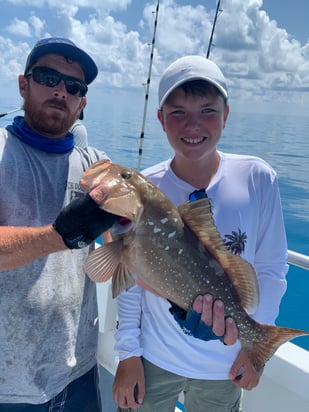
[
  {"x1": 137, "y1": 0, "x2": 160, "y2": 171},
  {"x1": 0, "y1": 107, "x2": 22, "y2": 118},
  {"x1": 206, "y1": 0, "x2": 223, "y2": 58}
]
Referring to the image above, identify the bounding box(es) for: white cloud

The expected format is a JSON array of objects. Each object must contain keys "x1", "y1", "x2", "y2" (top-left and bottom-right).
[
  {"x1": 0, "y1": 0, "x2": 309, "y2": 113},
  {"x1": 29, "y1": 15, "x2": 46, "y2": 38},
  {"x1": 6, "y1": 18, "x2": 31, "y2": 37}
]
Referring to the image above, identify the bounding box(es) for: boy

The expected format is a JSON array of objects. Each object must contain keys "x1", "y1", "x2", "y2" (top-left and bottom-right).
[{"x1": 113, "y1": 56, "x2": 288, "y2": 411}]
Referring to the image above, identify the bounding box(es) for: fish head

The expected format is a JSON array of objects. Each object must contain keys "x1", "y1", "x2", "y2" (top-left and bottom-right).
[{"x1": 80, "y1": 160, "x2": 145, "y2": 223}]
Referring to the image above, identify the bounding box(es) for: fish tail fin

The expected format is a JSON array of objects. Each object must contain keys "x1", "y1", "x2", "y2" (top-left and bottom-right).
[{"x1": 243, "y1": 324, "x2": 309, "y2": 371}]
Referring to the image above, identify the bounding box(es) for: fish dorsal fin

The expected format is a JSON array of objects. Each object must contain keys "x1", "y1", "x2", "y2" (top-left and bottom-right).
[
  {"x1": 86, "y1": 241, "x2": 136, "y2": 297},
  {"x1": 178, "y1": 198, "x2": 259, "y2": 314}
]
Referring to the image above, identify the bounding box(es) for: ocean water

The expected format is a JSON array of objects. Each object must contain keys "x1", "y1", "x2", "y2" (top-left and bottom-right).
[{"x1": 1, "y1": 92, "x2": 308, "y2": 351}]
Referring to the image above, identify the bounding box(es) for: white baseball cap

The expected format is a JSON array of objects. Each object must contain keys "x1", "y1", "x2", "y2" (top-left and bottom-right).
[{"x1": 158, "y1": 55, "x2": 228, "y2": 108}]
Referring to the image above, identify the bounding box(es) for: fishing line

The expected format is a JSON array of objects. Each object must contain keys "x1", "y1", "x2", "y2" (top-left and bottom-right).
[{"x1": 0, "y1": 107, "x2": 22, "y2": 118}]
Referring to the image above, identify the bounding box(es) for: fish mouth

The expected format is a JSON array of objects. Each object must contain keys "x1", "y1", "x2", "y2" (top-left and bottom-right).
[
  {"x1": 81, "y1": 159, "x2": 143, "y2": 226},
  {"x1": 89, "y1": 183, "x2": 143, "y2": 226},
  {"x1": 112, "y1": 216, "x2": 134, "y2": 234}
]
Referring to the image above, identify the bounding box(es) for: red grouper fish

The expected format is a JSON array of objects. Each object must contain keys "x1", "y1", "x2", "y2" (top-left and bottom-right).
[{"x1": 80, "y1": 159, "x2": 309, "y2": 372}]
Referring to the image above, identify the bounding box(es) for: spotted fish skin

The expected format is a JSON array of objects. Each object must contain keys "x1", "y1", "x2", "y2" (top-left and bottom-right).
[{"x1": 81, "y1": 160, "x2": 309, "y2": 372}]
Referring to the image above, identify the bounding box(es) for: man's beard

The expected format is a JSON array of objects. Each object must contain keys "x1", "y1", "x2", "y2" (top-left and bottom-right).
[{"x1": 23, "y1": 97, "x2": 78, "y2": 137}]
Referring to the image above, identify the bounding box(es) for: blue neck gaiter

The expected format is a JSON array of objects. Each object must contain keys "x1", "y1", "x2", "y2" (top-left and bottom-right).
[{"x1": 7, "y1": 116, "x2": 75, "y2": 154}]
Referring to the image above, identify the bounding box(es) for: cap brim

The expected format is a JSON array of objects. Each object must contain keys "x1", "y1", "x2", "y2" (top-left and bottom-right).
[
  {"x1": 159, "y1": 76, "x2": 228, "y2": 108},
  {"x1": 25, "y1": 43, "x2": 98, "y2": 84}
]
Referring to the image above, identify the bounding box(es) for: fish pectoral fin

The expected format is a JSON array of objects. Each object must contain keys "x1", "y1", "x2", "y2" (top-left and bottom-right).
[
  {"x1": 86, "y1": 241, "x2": 122, "y2": 283},
  {"x1": 111, "y1": 263, "x2": 136, "y2": 298},
  {"x1": 179, "y1": 198, "x2": 259, "y2": 314}
]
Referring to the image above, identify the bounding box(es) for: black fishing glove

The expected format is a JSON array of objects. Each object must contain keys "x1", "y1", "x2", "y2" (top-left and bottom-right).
[
  {"x1": 53, "y1": 193, "x2": 118, "y2": 249},
  {"x1": 169, "y1": 301, "x2": 223, "y2": 341}
]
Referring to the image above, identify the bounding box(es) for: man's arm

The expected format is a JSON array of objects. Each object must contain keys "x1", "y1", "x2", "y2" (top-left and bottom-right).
[
  {"x1": 0, "y1": 225, "x2": 66, "y2": 270},
  {"x1": 1, "y1": 193, "x2": 117, "y2": 270}
]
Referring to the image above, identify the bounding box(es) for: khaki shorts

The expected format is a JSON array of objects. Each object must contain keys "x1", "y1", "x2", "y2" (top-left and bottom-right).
[{"x1": 117, "y1": 358, "x2": 242, "y2": 412}]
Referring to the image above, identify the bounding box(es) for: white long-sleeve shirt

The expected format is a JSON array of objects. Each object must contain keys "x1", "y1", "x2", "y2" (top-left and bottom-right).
[{"x1": 115, "y1": 151, "x2": 288, "y2": 379}]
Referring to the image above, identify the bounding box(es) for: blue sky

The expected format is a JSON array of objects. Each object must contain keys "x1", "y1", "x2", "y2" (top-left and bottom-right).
[
  {"x1": 0, "y1": 0, "x2": 309, "y2": 114},
  {"x1": 262, "y1": 0, "x2": 308, "y2": 45}
]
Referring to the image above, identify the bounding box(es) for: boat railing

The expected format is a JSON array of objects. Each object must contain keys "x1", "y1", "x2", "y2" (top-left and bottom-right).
[{"x1": 287, "y1": 249, "x2": 309, "y2": 270}]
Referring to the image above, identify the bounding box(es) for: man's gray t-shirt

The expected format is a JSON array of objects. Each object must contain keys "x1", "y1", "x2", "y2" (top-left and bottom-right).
[{"x1": 0, "y1": 128, "x2": 108, "y2": 403}]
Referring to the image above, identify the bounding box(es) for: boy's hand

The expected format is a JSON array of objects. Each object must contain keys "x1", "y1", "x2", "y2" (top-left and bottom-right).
[{"x1": 169, "y1": 294, "x2": 238, "y2": 344}]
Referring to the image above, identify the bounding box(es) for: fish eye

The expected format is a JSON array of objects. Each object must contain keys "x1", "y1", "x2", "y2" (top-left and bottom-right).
[{"x1": 121, "y1": 169, "x2": 132, "y2": 179}]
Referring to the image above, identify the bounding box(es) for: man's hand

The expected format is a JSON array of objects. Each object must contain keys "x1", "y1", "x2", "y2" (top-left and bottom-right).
[
  {"x1": 53, "y1": 193, "x2": 117, "y2": 249},
  {"x1": 169, "y1": 294, "x2": 238, "y2": 345},
  {"x1": 113, "y1": 357, "x2": 145, "y2": 409}
]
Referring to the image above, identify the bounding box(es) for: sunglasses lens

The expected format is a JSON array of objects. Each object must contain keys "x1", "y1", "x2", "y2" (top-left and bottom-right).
[
  {"x1": 32, "y1": 68, "x2": 59, "y2": 87},
  {"x1": 65, "y1": 80, "x2": 87, "y2": 97},
  {"x1": 29, "y1": 67, "x2": 87, "y2": 97}
]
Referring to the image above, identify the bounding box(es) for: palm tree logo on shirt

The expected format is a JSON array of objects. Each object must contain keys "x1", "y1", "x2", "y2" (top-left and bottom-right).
[{"x1": 224, "y1": 228, "x2": 247, "y2": 255}]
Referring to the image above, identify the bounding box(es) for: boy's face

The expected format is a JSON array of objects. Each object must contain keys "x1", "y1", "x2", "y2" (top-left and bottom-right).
[{"x1": 158, "y1": 86, "x2": 229, "y2": 164}]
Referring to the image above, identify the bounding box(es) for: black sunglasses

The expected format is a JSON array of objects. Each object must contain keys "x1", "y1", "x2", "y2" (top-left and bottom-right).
[
  {"x1": 25, "y1": 66, "x2": 88, "y2": 97},
  {"x1": 188, "y1": 188, "x2": 207, "y2": 202}
]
